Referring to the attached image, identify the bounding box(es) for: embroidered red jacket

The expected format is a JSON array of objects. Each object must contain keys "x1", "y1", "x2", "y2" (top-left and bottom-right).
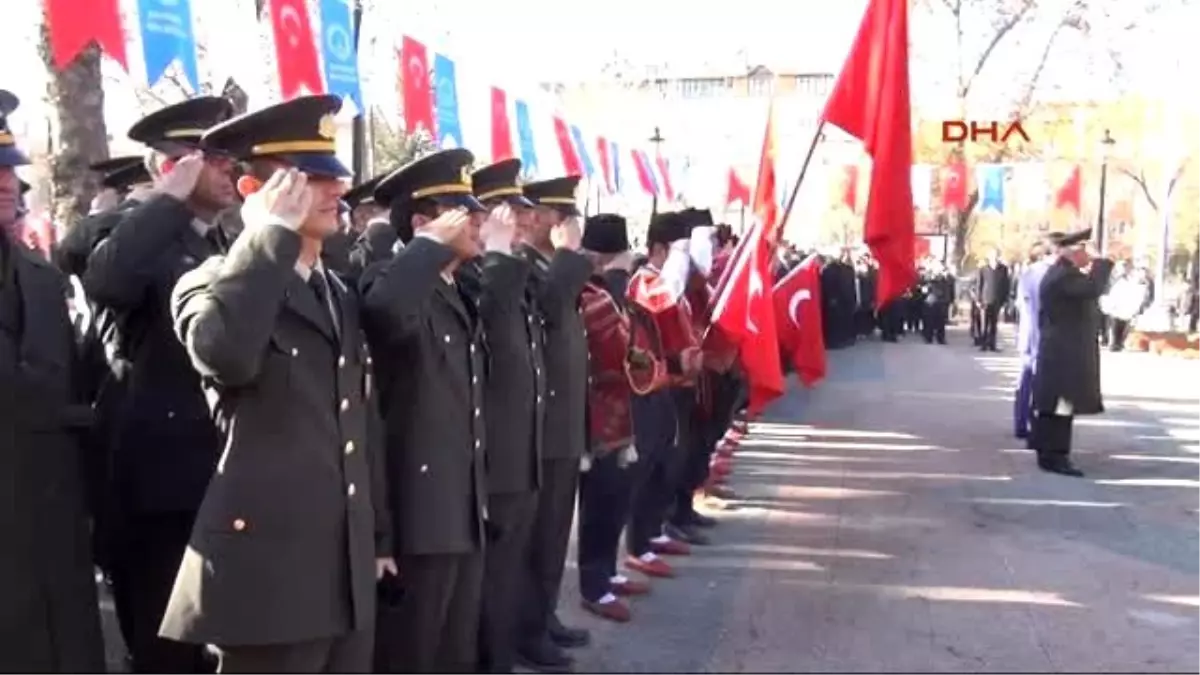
[
  {"x1": 627, "y1": 262, "x2": 702, "y2": 386},
  {"x1": 581, "y1": 279, "x2": 636, "y2": 455}
]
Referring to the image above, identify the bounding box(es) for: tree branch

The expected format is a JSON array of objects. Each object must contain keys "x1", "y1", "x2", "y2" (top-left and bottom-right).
[
  {"x1": 1119, "y1": 167, "x2": 1159, "y2": 212},
  {"x1": 1168, "y1": 159, "x2": 1188, "y2": 198},
  {"x1": 963, "y1": 0, "x2": 1037, "y2": 98},
  {"x1": 1012, "y1": 18, "x2": 1068, "y2": 114}
]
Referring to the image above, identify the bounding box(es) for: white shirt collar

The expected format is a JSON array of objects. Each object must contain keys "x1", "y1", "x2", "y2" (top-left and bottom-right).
[
  {"x1": 191, "y1": 218, "x2": 213, "y2": 238},
  {"x1": 296, "y1": 259, "x2": 325, "y2": 283}
]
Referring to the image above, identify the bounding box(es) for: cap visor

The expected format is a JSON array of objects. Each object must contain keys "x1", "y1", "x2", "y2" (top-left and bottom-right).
[
  {"x1": 506, "y1": 194, "x2": 535, "y2": 208},
  {"x1": 435, "y1": 194, "x2": 487, "y2": 213},
  {"x1": 0, "y1": 146, "x2": 31, "y2": 167},
  {"x1": 287, "y1": 154, "x2": 352, "y2": 179}
]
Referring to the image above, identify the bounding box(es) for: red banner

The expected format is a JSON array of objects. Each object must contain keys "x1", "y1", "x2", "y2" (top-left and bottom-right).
[
  {"x1": 490, "y1": 87, "x2": 514, "y2": 162},
  {"x1": 841, "y1": 164, "x2": 859, "y2": 211},
  {"x1": 268, "y1": 0, "x2": 323, "y2": 99},
  {"x1": 1054, "y1": 164, "x2": 1082, "y2": 212},
  {"x1": 631, "y1": 150, "x2": 657, "y2": 196},
  {"x1": 552, "y1": 116, "x2": 583, "y2": 176},
  {"x1": 399, "y1": 36, "x2": 435, "y2": 137},
  {"x1": 941, "y1": 161, "x2": 968, "y2": 210},
  {"x1": 655, "y1": 156, "x2": 675, "y2": 202},
  {"x1": 45, "y1": 0, "x2": 127, "y2": 71},
  {"x1": 596, "y1": 136, "x2": 614, "y2": 194}
]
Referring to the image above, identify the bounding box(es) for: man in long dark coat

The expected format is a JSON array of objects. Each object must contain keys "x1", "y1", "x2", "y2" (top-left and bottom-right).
[
  {"x1": 81, "y1": 95, "x2": 237, "y2": 673},
  {"x1": 160, "y1": 94, "x2": 395, "y2": 672},
  {"x1": 460, "y1": 158, "x2": 546, "y2": 673},
  {"x1": 516, "y1": 176, "x2": 594, "y2": 673},
  {"x1": 1030, "y1": 229, "x2": 1104, "y2": 477},
  {"x1": 360, "y1": 148, "x2": 490, "y2": 673},
  {"x1": 0, "y1": 87, "x2": 106, "y2": 673}
]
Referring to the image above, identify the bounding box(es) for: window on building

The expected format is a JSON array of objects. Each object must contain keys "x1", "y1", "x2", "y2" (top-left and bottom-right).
[
  {"x1": 748, "y1": 76, "x2": 773, "y2": 97},
  {"x1": 680, "y1": 78, "x2": 727, "y2": 99}
]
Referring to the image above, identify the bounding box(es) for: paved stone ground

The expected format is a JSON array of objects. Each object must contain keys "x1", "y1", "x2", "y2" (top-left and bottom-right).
[
  {"x1": 556, "y1": 325, "x2": 1200, "y2": 673},
  {"x1": 102, "y1": 324, "x2": 1199, "y2": 672}
]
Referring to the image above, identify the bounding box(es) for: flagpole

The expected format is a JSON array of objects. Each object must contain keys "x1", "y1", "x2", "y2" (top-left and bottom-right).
[{"x1": 779, "y1": 121, "x2": 827, "y2": 237}]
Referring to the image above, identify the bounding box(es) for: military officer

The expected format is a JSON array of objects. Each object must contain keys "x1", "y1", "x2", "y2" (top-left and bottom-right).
[
  {"x1": 920, "y1": 262, "x2": 955, "y2": 345},
  {"x1": 81, "y1": 95, "x2": 236, "y2": 673},
  {"x1": 158, "y1": 94, "x2": 393, "y2": 673},
  {"x1": 360, "y1": 148, "x2": 489, "y2": 673},
  {"x1": 454, "y1": 158, "x2": 547, "y2": 673},
  {"x1": 343, "y1": 174, "x2": 395, "y2": 280},
  {"x1": 55, "y1": 156, "x2": 153, "y2": 278},
  {"x1": 516, "y1": 175, "x2": 593, "y2": 673},
  {"x1": 0, "y1": 87, "x2": 107, "y2": 673}
]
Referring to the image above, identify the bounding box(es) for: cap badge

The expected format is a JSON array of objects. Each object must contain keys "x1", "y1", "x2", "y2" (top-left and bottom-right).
[
  {"x1": 460, "y1": 165, "x2": 472, "y2": 188},
  {"x1": 318, "y1": 114, "x2": 337, "y2": 140}
]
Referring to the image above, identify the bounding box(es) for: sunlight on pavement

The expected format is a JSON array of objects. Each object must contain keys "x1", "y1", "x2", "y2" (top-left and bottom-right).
[
  {"x1": 778, "y1": 580, "x2": 1084, "y2": 607},
  {"x1": 967, "y1": 498, "x2": 1127, "y2": 508},
  {"x1": 737, "y1": 438, "x2": 953, "y2": 452},
  {"x1": 1144, "y1": 594, "x2": 1200, "y2": 608},
  {"x1": 1093, "y1": 478, "x2": 1200, "y2": 488}
]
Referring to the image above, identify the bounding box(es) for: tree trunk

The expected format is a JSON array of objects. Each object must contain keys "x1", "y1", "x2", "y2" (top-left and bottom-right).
[{"x1": 37, "y1": 24, "x2": 109, "y2": 232}]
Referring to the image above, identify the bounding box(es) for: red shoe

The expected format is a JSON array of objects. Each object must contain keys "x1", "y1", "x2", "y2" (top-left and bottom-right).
[
  {"x1": 715, "y1": 442, "x2": 736, "y2": 459},
  {"x1": 581, "y1": 598, "x2": 631, "y2": 623},
  {"x1": 650, "y1": 537, "x2": 691, "y2": 556},
  {"x1": 626, "y1": 555, "x2": 675, "y2": 578},
  {"x1": 612, "y1": 579, "x2": 651, "y2": 596},
  {"x1": 710, "y1": 458, "x2": 733, "y2": 477}
]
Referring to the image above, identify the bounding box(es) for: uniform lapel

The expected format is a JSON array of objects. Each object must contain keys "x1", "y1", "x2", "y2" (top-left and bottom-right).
[
  {"x1": 13, "y1": 247, "x2": 71, "y2": 371},
  {"x1": 283, "y1": 273, "x2": 336, "y2": 343},
  {"x1": 181, "y1": 221, "x2": 219, "y2": 262},
  {"x1": 435, "y1": 278, "x2": 472, "y2": 330}
]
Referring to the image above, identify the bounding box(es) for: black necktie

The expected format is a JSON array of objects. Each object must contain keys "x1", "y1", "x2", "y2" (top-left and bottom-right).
[{"x1": 308, "y1": 270, "x2": 340, "y2": 337}]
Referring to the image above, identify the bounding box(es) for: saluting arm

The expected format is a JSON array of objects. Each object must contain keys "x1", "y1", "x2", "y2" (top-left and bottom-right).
[
  {"x1": 536, "y1": 249, "x2": 592, "y2": 323},
  {"x1": 360, "y1": 236, "x2": 457, "y2": 344},
  {"x1": 83, "y1": 195, "x2": 195, "y2": 309},
  {"x1": 171, "y1": 224, "x2": 301, "y2": 388},
  {"x1": 1058, "y1": 264, "x2": 1106, "y2": 300},
  {"x1": 479, "y1": 251, "x2": 531, "y2": 323}
]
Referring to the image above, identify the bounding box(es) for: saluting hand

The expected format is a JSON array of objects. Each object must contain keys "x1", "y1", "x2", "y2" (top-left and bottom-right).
[
  {"x1": 242, "y1": 168, "x2": 313, "y2": 232},
  {"x1": 153, "y1": 152, "x2": 205, "y2": 201},
  {"x1": 376, "y1": 556, "x2": 398, "y2": 580},
  {"x1": 423, "y1": 207, "x2": 471, "y2": 246},
  {"x1": 481, "y1": 204, "x2": 517, "y2": 252},
  {"x1": 550, "y1": 216, "x2": 582, "y2": 251}
]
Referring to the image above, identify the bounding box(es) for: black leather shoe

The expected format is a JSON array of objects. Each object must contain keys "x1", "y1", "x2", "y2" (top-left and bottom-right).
[
  {"x1": 666, "y1": 521, "x2": 711, "y2": 546},
  {"x1": 1037, "y1": 459, "x2": 1084, "y2": 477},
  {"x1": 548, "y1": 614, "x2": 590, "y2": 648},
  {"x1": 517, "y1": 638, "x2": 574, "y2": 673}
]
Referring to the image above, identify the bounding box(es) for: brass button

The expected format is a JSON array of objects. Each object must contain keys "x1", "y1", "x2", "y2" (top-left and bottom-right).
[
  {"x1": 233, "y1": 518, "x2": 246, "y2": 532},
  {"x1": 444, "y1": 335, "x2": 451, "y2": 344},
  {"x1": 340, "y1": 398, "x2": 350, "y2": 412},
  {"x1": 472, "y1": 376, "x2": 478, "y2": 385},
  {"x1": 470, "y1": 344, "x2": 476, "y2": 354},
  {"x1": 366, "y1": 356, "x2": 373, "y2": 366},
  {"x1": 338, "y1": 355, "x2": 346, "y2": 368},
  {"x1": 475, "y1": 408, "x2": 481, "y2": 418},
  {"x1": 347, "y1": 483, "x2": 356, "y2": 497},
  {"x1": 420, "y1": 464, "x2": 429, "y2": 473},
  {"x1": 290, "y1": 348, "x2": 299, "y2": 357},
  {"x1": 167, "y1": 410, "x2": 175, "y2": 419},
  {"x1": 344, "y1": 440, "x2": 356, "y2": 454},
  {"x1": 474, "y1": 439, "x2": 482, "y2": 450}
]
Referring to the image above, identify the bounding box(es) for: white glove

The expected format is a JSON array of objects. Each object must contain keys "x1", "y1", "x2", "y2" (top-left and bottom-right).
[
  {"x1": 579, "y1": 454, "x2": 593, "y2": 473},
  {"x1": 618, "y1": 445, "x2": 639, "y2": 468},
  {"x1": 689, "y1": 226, "x2": 715, "y2": 277}
]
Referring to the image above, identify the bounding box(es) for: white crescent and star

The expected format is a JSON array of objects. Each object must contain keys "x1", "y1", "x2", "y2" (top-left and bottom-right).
[
  {"x1": 788, "y1": 289, "x2": 812, "y2": 327},
  {"x1": 408, "y1": 56, "x2": 426, "y2": 85},
  {"x1": 279, "y1": 3, "x2": 303, "y2": 49}
]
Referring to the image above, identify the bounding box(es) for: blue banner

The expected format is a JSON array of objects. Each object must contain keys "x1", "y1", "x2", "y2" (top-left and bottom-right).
[
  {"x1": 432, "y1": 54, "x2": 462, "y2": 149},
  {"x1": 318, "y1": 0, "x2": 362, "y2": 111},
  {"x1": 569, "y1": 125, "x2": 595, "y2": 179},
  {"x1": 610, "y1": 141, "x2": 621, "y2": 192},
  {"x1": 980, "y1": 164, "x2": 1006, "y2": 213},
  {"x1": 514, "y1": 100, "x2": 539, "y2": 178},
  {"x1": 137, "y1": 0, "x2": 199, "y2": 90}
]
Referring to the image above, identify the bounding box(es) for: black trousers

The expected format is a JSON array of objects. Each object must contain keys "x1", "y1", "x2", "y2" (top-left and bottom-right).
[
  {"x1": 520, "y1": 457, "x2": 579, "y2": 648},
  {"x1": 969, "y1": 303, "x2": 983, "y2": 343},
  {"x1": 669, "y1": 389, "x2": 708, "y2": 525},
  {"x1": 109, "y1": 510, "x2": 212, "y2": 673},
  {"x1": 479, "y1": 492, "x2": 538, "y2": 673},
  {"x1": 921, "y1": 302, "x2": 948, "y2": 344},
  {"x1": 672, "y1": 374, "x2": 741, "y2": 525},
  {"x1": 982, "y1": 302, "x2": 1002, "y2": 349},
  {"x1": 376, "y1": 552, "x2": 484, "y2": 673},
  {"x1": 216, "y1": 629, "x2": 372, "y2": 673},
  {"x1": 905, "y1": 298, "x2": 924, "y2": 332},
  {"x1": 576, "y1": 451, "x2": 634, "y2": 602},
  {"x1": 627, "y1": 389, "x2": 682, "y2": 557},
  {"x1": 1029, "y1": 413, "x2": 1074, "y2": 461},
  {"x1": 879, "y1": 301, "x2": 904, "y2": 341},
  {"x1": 1109, "y1": 318, "x2": 1130, "y2": 351},
  {"x1": 854, "y1": 307, "x2": 876, "y2": 336}
]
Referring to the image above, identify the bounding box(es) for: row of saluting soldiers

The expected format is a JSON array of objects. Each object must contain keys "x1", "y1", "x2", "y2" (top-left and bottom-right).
[{"x1": 1, "y1": 90, "x2": 749, "y2": 673}]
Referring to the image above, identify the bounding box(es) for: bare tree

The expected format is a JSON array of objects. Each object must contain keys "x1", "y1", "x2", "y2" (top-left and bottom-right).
[
  {"x1": 369, "y1": 109, "x2": 436, "y2": 175},
  {"x1": 37, "y1": 24, "x2": 109, "y2": 231},
  {"x1": 918, "y1": 0, "x2": 1167, "y2": 266}
]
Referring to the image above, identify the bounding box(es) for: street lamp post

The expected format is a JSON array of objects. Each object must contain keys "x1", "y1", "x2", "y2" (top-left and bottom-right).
[
  {"x1": 1096, "y1": 129, "x2": 1116, "y2": 255},
  {"x1": 350, "y1": 0, "x2": 367, "y2": 183},
  {"x1": 649, "y1": 126, "x2": 665, "y2": 215}
]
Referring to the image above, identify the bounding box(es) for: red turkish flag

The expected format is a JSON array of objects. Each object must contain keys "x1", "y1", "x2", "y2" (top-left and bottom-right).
[
  {"x1": 268, "y1": 0, "x2": 324, "y2": 99},
  {"x1": 552, "y1": 117, "x2": 583, "y2": 176},
  {"x1": 1054, "y1": 164, "x2": 1082, "y2": 212},
  {"x1": 726, "y1": 168, "x2": 751, "y2": 206},
  {"x1": 773, "y1": 254, "x2": 826, "y2": 388},
  {"x1": 709, "y1": 100, "x2": 785, "y2": 414},
  {"x1": 941, "y1": 161, "x2": 968, "y2": 210},
  {"x1": 490, "y1": 87, "x2": 514, "y2": 161},
  {"x1": 44, "y1": 0, "x2": 127, "y2": 71},
  {"x1": 842, "y1": 164, "x2": 860, "y2": 211},
  {"x1": 821, "y1": 0, "x2": 915, "y2": 307},
  {"x1": 596, "y1": 136, "x2": 614, "y2": 194},
  {"x1": 655, "y1": 156, "x2": 675, "y2": 202},
  {"x1": 399, "y1": 36, "x2": 435, "y2": 137}
]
